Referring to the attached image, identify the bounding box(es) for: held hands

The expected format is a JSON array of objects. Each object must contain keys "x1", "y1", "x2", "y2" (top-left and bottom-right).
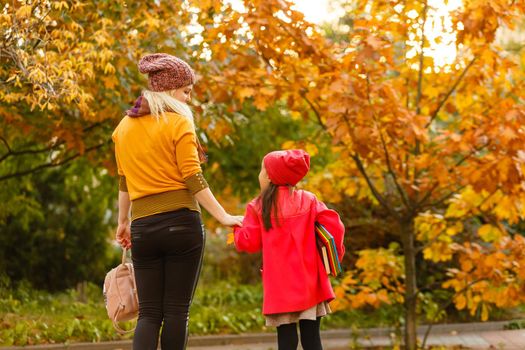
[
  {"x1": 219, "y1": 214, "x2": 244, "y2": 227},
  {"x1": 116, "y1": 220, "x2": 131, "y2": 249}
]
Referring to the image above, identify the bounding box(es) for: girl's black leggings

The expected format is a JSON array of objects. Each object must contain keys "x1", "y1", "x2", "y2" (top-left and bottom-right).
[
  {"x1": 277, "y1": 317, "x2": 323, "y2": 350},
  {"x1": 130, "y1": 209, "x2": 205, "y2": 350}
]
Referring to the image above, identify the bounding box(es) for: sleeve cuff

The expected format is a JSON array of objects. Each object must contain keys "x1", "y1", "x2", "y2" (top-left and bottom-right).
[
  {"x1": 119, "y1": 175, "x2": 128, "y2": 192},
  {"x1": 184, "y1": 172, "x2": 209, "y2": 195}
]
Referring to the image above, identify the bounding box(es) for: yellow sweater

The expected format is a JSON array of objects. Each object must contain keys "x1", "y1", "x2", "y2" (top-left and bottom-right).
[{"x1": 112, "y1": 112, "x2": 208, "y2": 221}]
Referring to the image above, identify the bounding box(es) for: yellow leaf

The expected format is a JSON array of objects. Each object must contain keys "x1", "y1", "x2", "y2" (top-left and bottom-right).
[
  {"x1": 226, "y1": 232, "x2": 235, "y2": 245},
  {"x1": 456, "y1": 294, "x2": 466, "y2": 310},
  {"x1": 281, "y1": 140, "x2": 296, "y2": 149},
  {"x1": 103, "y1": 77, "x2": 117, "y2": 89},
  {"x1": 237, "y1": 87, "x2": 255, "y2": 102},
  {"x1": 290, "y1": 111, "x2": 302, "y2": 120},
  {"x1": 305, "y1": 143, "x2": 318, "y2": 156},
  {"x1": 253, "y1": 95, "x2": 269, "y2": 110},
  {"x1": 477, "y1": 224, "x2": 502, "y2": 242},
  {"x1": 16, "y1": 5, "x2": 32, "y2": 18},
  {"x1": 103, "y1": 63, "x2": 115, "y2": 74},
  {"x1": 481, "y1": 303, "x2": 489, "y2": 321}
]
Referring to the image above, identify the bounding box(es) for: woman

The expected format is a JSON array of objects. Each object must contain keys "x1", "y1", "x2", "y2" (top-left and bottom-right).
[{"x1": 112, "y1": 53, "x2": 243, "y2": 350}]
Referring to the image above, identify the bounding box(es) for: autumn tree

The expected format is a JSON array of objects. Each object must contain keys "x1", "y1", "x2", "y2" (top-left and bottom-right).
[
  {"x1": 0, "y1": 0, "x2": 209, "y2": 288},
  {"x1": 0, "y1": 0, "x2": 206, "y2": 183},
  {"x1": 0, "y1": 0, "x2": 318, "y2": 289},
  {"x1": 194, "y1": 0, "x2": 525, "y2": 348}
]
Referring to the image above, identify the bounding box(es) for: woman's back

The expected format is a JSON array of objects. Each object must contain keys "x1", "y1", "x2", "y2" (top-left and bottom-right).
[{"x1": 113, "y1": 113, "x2": 201, "y2": 200}]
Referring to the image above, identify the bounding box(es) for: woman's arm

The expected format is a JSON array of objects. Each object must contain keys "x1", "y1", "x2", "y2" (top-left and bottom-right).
[
  {"x1": 116, "y1": 190, "x2": 132, "y2": 249},
  {"x1": 174, "y1": 120, "x2": 242, "y2": 227},
  {"x1": 194, "y1": 188, "x2": 243, "y2": 226}
]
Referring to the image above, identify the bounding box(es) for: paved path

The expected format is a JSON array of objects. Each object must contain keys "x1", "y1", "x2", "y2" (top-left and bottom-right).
[
  {"x1": 3, "y1": 321, "x2": 525, "y2": 349},
  {"x1": 187, "y1": 329, "x2": 525, "y2": 350},
  {"x1": 351, "y1": 329, "x2": 525, "y2": 350}
]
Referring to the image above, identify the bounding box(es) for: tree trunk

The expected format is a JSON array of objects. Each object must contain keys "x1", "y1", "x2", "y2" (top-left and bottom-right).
[
  {"x1": 76, "y1": 281, "x2": 87, "y2": 303},
  {"x1": 401, "y1": 220, "x2": 418, "y2": 350}
]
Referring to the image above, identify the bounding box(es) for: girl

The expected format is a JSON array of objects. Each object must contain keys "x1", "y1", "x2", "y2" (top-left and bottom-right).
[
  {"x1": 234, "y1": 149, "x2": 345, "y2": 350},
  {"x1": 113, "y1": 53, "x2": 243, "y2": 350}
]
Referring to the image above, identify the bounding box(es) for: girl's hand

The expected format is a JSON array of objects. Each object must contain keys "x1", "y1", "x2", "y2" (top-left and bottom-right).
[
  {"x1": 116, "y1": 221, "x2": 131, "y2": 249},
  {"x1": 219, "y1": 214, "x2": 244, "y2": 227}
]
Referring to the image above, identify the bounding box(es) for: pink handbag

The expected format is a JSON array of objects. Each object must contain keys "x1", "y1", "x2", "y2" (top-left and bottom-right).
[{"x1": 103, "y1": 248, "x2": 139, "y2": 334}]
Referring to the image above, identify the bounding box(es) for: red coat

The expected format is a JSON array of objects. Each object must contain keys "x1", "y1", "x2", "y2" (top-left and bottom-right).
[{"x1": 234, "y1": 187, "x2": 345, "y2": 315}]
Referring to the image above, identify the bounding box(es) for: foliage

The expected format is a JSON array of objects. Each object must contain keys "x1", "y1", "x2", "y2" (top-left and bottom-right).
[
  {"x1": 200, "y1": 231, "x2": 262, "y2": 285},
  {"x1": 0, "y1": 0, "x2": 207, "y2": 195},
  {"x1": 2, "y1": 1, "x2": 525, "y2": 348},
  {"x1": 203, "y1": 102, "x2": 330, "y2": 201},
  {"x1": 0, "y1": 278, "x2": 403, "y2": 346},
  {"x1": 0, "y1": 0, "x2": 238, "y2": 289},
  {"x1": 0, "y1": 159, "x2": 119, "y2": 290},
  {"x1": 332, "y1": 243, "x2": 405, "y2": 310},
  {"x1": 192, "y1": 1, "x2": 525, "y2": 348},
  {"x1": 0, "y1": 282, "x2": 131, "y2": 346}
]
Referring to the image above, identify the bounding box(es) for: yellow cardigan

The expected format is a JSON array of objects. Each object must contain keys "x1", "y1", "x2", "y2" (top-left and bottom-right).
[{"x1": 112, "y1": 112, "x2": 208, "y2": 221}]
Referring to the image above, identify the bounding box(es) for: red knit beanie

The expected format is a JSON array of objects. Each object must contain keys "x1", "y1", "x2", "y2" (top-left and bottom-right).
[
  {"x1": 263, "y1": 150, "x2": 310, "y2": 186},
  {"x1": 138, "y1": 53, "x2": 195, "y2": 91}
]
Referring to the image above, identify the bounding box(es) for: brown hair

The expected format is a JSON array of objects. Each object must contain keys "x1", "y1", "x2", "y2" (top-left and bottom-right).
[{"x1": 261, "y1": 183, "x2": 280, "y2": 231}]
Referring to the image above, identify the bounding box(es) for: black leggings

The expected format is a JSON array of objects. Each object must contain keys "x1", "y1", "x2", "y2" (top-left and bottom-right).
[
  {"x1": 130, "y1": 209, "x2": 205, "y2": 350},
  {"x1": 277, "y1": 318, "x2": 323, "y2": 350}
]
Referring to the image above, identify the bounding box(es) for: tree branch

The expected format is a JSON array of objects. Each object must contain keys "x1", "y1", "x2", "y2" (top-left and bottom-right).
[
  {"x1": 416, "y1": 141, "x2": 490, "y2": 208},
  {"x1": 414, "y1": 1, "x2": 429, "y2": 157},
  {"x1": 0, "y1": 136, "x2": 12, "y2": 161},
  {"x1": 421, "y1": 278, "x2": 486, "y2": 348},
  {"x1": 425, "y1": 57, "x2": 477, "y2": 128},
  {"x1": 379, "y1": 130, "x2": 412, "y2": 209},
  {"x1": 415, "y1": 0, "x2": 429, "y2": 116},
  {"x1": 0, "y1": 122, "x2": 105, "y2": 164},
  {"x1": 352, "y1": 153, "x2": 400, "y2": 220},
  {"x1": 365, "y1": 75, "x2": 412, "y2": 211},
  {"x1": 0, "y1": 141, "x2": 109, "y2": 182},
  {"x1": 427, "y1": 184, "x2": 466, "y2": 209},
  {"x1": 301, "y1": 92, "x2": 327, "y2": 130}
]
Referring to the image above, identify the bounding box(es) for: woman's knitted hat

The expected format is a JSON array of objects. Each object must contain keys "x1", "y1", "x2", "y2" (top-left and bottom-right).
[
  {"x1": 263, "y1": 149, "x2": 310, "y2": 186},
  {"x1": 138, "y1": 53, "x2": 195, "y2": 91}
]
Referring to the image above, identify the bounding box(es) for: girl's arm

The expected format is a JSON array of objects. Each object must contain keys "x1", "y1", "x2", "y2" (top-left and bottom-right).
[
  {"x1": 116, "y1": 190, "x2": 132, "y2": 249},
  {"x1": 194, "y1": 188, "x2": 243, "y2": 226},
  {"x1": 315, "y1": 199, "x2": 345, "y2": 261},
  {"x1": 234, "y1": 203, "x2": 263, "y2": 253}
]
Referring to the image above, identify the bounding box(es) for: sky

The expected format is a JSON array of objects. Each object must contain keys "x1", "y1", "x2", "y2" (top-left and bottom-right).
[
  {"x1": 293, "y1": 0, "x2": 462, "y2": 68},
  {"x1": 290, "y1": 0, "x2": 342, "y2": 24},
  {"x1": 226, "y1": 0, "x2": 462, "y2": 67}
]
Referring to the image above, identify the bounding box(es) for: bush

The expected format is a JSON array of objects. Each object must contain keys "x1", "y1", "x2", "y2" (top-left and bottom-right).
[{"x1": 0, "y1": 160, "x2": 120, "y2": 291}]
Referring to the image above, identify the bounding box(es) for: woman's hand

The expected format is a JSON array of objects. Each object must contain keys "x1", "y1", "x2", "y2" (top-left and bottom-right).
[
  {"x1": 116, "y1": 220, "x2": 131, "y2": 249},
  {"x1": 116, "y1": 191, "x2": 132, "y2": 249},
  {"x1": 219, "y1": 214, "x2": 244, "y2": 227}
]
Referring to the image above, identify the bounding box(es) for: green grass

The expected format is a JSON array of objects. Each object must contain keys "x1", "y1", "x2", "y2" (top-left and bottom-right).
[
  {"x1": 3, "y1": 279, "x2": 523, "y2": 346},
  {"x1": 0, "y1": 280, "x2": 400, "y2": 346},
  {"x1": 0, "y1": 284, "x2": 127, "y2": 346}
]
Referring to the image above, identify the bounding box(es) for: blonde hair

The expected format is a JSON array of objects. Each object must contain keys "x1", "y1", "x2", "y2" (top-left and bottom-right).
[{"x1": 142, "y1": 90, "x2": 194, "y2": 125}]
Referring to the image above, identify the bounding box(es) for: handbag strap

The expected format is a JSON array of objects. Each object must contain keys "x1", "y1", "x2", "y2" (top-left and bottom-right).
[
  {"x1": 111, "y1": 248, "x2": 137, "y2": 334},
  {"x1": 112, "y1": 306, "x2": 136, "y2": 334},
  {"x1": 113, "y1": 249, "x2": 137, "y2": 307},
  {"x1": 121, "y1": 248, "x2": 138, "y2": 295},
  {"x1": 121, "y1": 248, "x2": 128, "y2": 265}
]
